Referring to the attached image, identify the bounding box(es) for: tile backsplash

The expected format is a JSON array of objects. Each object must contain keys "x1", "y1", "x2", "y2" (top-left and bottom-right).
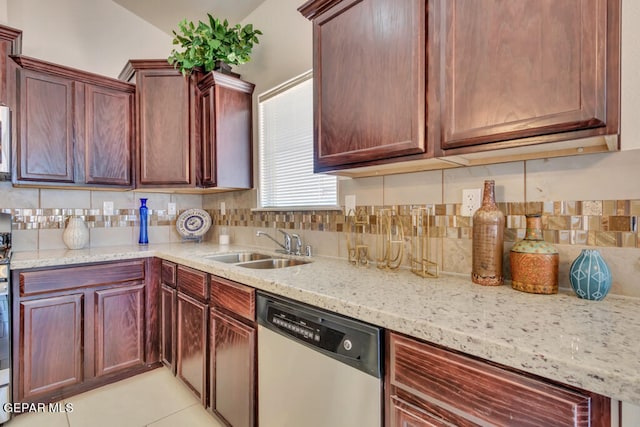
[{"x1": 7, "y1": 199, "x2": 639, "y2": 248}]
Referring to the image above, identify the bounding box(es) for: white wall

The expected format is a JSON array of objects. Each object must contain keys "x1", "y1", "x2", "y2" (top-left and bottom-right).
[
  {"x1": 236, "y1": 0, "x2": 312, "y2": 98},
  {"x1": 4, "y1": 0, "x2": 172, "y2": 78},
  {"x1": 621, "y1": 0, "x2": 640, "y2": 150}
]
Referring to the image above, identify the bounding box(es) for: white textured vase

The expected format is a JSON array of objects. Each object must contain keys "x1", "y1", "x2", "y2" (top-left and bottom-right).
[{"x1": 63, "y1": 217, "x2": 89, "y2": 250}]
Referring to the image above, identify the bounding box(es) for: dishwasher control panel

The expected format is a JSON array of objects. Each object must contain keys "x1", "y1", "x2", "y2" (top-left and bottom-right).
[
  {"x1": 267, "y1": 306, "x2": 346, "y2": 353},
  {"x1": 257, "y1": 292, "x2": 383, "y2": 378}
]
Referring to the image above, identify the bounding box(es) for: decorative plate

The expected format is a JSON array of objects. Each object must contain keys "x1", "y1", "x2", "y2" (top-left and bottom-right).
[{"x1": 176, "y1": 209, "x2": 212, "y2": 239}]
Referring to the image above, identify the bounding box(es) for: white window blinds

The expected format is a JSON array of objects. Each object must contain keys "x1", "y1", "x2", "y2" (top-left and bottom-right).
[{"x1": 258, "y1": 71, "x2": 337, "y2": 209}]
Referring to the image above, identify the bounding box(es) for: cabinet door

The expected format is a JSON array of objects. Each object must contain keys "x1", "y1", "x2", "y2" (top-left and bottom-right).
[
  {"x1": 311, "y1": 0, "x2": 427, "y2": 170},
  {"x1": 438, "y1": 0, "x2": 617, "y2": 150},
  {"x1": 95, "y1": 284, "x2": 145, "y2": 376},
  {"x1": 136, "y1": 68, "x2": 194, "y2": 186},
  {"x1": 20, "y1": 294, "x2": 83, "y2": 400},
  {"x1": 200, "y1": 74, "x2": 254, "y2": 189},
  {"x1": 160, "y1": 284, "x2": 176, "y2": 372},
  {"x1": 210, "y1": 309, "x2": 255, "y2": 427},
  {"x1": 176, "y1": 292, "x2": 208, "y2": 404},
  {"x1": 16, "y1": 69, "x2": 74, "y2": 182},
  {"x1": 82, "y1": 83, "x2": 133, "y2": 186}
]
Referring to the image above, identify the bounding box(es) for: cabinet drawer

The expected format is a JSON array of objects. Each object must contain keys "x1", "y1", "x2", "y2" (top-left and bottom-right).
[
  {"x1": 210, "y1": 277, "x2": 254, "y2": 322},
  {"x1": 389, "y1": 333, "x2": 593, "y2": 426},
  {"x1": 19, "y1": 260, "x2": 145, "y2": 296},
  {"x1": 161, "y1": 260, "x2": 177, "y2": 287},
  {"x1": 177, "y1": 265, "x2": 209, "y2": 301}
]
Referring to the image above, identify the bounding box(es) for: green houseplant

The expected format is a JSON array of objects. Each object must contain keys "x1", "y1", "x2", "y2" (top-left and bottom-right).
[{"x1": 168, "y1": 13, "x2": 262, "y2": 76}]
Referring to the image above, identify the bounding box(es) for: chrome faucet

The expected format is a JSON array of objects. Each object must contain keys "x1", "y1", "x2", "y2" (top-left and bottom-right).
[
  {"x1": 291, "y1": 233, "x2": 303, "y2": 256},
  {"x1": 256, "y1": 230, "x2": 291, "y2": 254}
]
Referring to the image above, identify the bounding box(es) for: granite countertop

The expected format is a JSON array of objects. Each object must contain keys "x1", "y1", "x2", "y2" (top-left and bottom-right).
[{"x1": 10, "y1": 242, "x2": 640, "y2": 406}]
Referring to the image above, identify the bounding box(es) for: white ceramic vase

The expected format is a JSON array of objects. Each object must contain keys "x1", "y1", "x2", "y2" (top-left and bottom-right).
[{"x1": 63, "y1": 217, "x2": 89, "y2": 250}]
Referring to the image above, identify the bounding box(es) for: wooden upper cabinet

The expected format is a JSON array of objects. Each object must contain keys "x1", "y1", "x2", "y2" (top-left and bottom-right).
[
  {"x1": 436, "y1": 0, "x2": 620, "y2": 152},
  {"x1": 120, "y1": 60, "x2": 254, "y2": 191},
  {"x1": 120, "y1": 60, "x2": 196, "y2": 187},
  {"x1": 15, "y1": 68, "x2": 74, "y2": 182},
  {"x1": 82, "y1": 84, "x2": 133, "y2": 185},
  {"x1": 299, "y1": 0, "x2": 429, "y2": 172},
  {"x1": 12, "y1": 56, "x2": 135, "y2": 187},
  {"x1": 198, "y1": 72, "x2": 254, "y2": 190},
  {"x1": 0, "y1": 25, "x2": 22, "y2": 106},
  {"x1": 301, "y1": 0, "x2": 620, "y2": 174}
]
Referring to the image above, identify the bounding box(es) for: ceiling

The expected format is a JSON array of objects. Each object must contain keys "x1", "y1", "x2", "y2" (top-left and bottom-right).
[{"x1": 112, "y1": 0, "x2": 267, "y2": 35}]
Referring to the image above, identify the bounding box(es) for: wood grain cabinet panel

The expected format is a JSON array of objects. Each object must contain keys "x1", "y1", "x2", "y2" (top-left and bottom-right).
[
  {"x1": 436, "y1": 0, "x2": 620, "y2": 152},
  {"x1": 19, "y1": 294, "x2": 83, "y2": 400},
  {"x1": 83, "y1": 84, "x2": 133, "y2": 185},
  {"x1": 387, "y1": 332, "x2": 610, "y2": 427},
  {"x1": 198, "y1": 73, "x2": 254, "y2": 189},
  {"x1": 210, "y1": 277, "x2": 255, "y2": 322},
  {"x1": 209, "y1": 308, "x2": 255, "y2": 427},
  {"x1": 16, "y1": 68, "x2": 74, "y2": 182},
  {"x1": 136, "y1": 68, "x2": 193, "y2": 186},
  {"x1": 177, "y1": 265, "x2": 209, "y2": 302},
  {"x1": 160, "y1": 284, "x2": 177, "y2": 373},
  {"x1": 161, "y1": 260, "x2": 177, "y2": 288},
  {"x1": 95, "y1": 284, "x2": 145, "y2": 376},
  {"x1": 300, "y1": 0, "x2": 428, "y2": 172},
  {"x1": 176, "y1": 291, "x2": 208, "y2": 405},
  {"x1": 12, "y1": 56, "x2": 135, "y2": 188},
  {"x1": 0, "y1": 25, "x2": 21, "y2": 106}
]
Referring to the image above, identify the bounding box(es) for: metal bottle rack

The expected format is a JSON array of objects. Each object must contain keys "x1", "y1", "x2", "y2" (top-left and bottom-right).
[
  {"x1": 346, "y1": 208, "x2": 370, "y2": 267},
  {"x1": 375, "y1": 209, "x2": 404, "y2": 271},
  {"x1": 410, "y1": 207, "x2": 439, "y2": 278}
]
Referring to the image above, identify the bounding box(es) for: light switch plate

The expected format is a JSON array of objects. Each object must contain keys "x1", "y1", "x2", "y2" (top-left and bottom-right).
[
  {"x1": 103, "y1": 201, "x2": 114, "y2": 216},
  {"x1": 345, "y1": 194, "x2": 356, "y2": 216},
  {"x1": 168, "y1": 202, "x2": 177, "y2": 215},
  {"x1": 461, "y1": 189, "x2": 482, "y2": 217}
]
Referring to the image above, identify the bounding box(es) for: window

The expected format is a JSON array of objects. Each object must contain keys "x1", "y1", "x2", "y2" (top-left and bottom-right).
[{"x1": 258, "y1": 71, "x2": 337, "y2": 209}]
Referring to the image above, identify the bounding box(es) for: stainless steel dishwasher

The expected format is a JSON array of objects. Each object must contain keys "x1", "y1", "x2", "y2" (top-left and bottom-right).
[{"x1": 257, "y1": 292, "x2": 383, "y2": 427}]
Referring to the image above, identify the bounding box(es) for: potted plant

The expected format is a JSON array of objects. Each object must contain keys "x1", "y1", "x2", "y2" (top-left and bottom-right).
[{"x1": 168, "y1": 13, "x2": 262, "y2": 77}]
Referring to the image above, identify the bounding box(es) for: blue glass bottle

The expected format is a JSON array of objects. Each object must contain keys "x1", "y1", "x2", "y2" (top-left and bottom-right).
[{"x1": 139, "y1": 198, "x2": 149, "y2": 245}]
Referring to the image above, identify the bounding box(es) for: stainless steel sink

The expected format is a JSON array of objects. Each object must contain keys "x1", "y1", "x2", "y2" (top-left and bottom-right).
[
  {"x1": 236, "y1": 258, "x2": 311, "y2": 269},
  {"x1": 204, "y1": 252, "x2": 272, "y2": 264}
]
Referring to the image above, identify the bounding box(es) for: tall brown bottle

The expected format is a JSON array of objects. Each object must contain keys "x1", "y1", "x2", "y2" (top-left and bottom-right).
[{"x1": 472, "y1": 180, "x2": 505, "y2": 286}]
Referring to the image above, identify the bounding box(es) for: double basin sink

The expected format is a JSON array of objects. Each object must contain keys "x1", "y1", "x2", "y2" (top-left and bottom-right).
[{"x1": 204, "y1": 252, "x2": 311, "y2": 269}]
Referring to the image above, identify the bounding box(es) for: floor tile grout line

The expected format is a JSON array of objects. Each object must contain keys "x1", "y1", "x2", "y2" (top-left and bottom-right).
[{"x1": 143, "y1": 402, "x2": 203, "y2": 427}]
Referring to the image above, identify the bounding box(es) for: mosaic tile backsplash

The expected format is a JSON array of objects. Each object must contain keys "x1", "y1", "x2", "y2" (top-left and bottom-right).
[{"x1": 5, "y1": 199, "x2": 640, "y2": 248}]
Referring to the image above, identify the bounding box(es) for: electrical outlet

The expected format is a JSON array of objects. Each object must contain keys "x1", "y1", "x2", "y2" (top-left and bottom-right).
[
  {"x1": 220, "y1": 202, "x2": 226, "y2": 215},
  {"x1": 103, "y1": 201, "x2": 114, "y2": 216},
  {"x1": 461, "y1": 188, "x2": 482, "y2": 216},
  {"x1": 168, "y1": 202, "x2": 177, "y2": 215}
]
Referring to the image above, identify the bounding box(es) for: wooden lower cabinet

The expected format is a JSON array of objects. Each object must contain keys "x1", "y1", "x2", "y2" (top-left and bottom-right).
[
  {"x1": 160, "y1": 284, "x2": 177, "y2": 372},
  {"x1": 176, "y1": 291, "x2": 208, "y2": 405},
  {"x1": 209, "y1": 308, "x2": 256, "y2": 427},
  {"x1": 95, "y1": 284, "x2": 145, "y2": 377},
  {"x1": 20, "y1": 294, "x2": 83, "y2": 400},
  {"x1": 13, "y1": 259, "x2": 159, "y2": 404},
  {"x1": 387, "y1": 332, "x2": 610, "y2": 427}
]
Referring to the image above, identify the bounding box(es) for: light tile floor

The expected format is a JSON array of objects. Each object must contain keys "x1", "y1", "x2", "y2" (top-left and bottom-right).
[{"x1": 4, "y1": 368, "x2": 224, "y2": 427}]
